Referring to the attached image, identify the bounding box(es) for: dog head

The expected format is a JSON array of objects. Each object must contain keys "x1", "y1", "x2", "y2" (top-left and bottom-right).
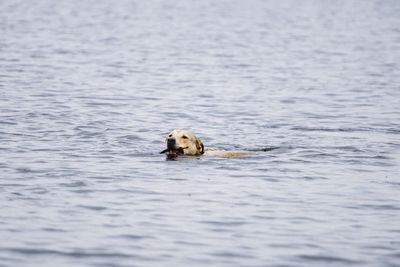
[{"x1": 160, "y1": 129, "x2": 204, "y2": 158}]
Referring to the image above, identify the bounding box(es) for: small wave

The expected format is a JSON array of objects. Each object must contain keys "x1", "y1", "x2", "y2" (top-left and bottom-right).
[
  {"x1": 15, "y1": 167, "x2": 42, "y2": 173},
  {"x1": 246, "y1": 146, "x2": 280, "y2": 152},
  {"x1": 199, "y1": 220, "x2": 247, "y2": 227},
  {"x1": 291, "y1": 126, "x2": 364, "y2": 133},
  {"x1": 298, "y1": 254, "x2": 363, "y2": 264},
  {"x1": 209, "y1": 251, "x2": 253, "y2": 259},
  {"x1": 359, "y1": 204, "x2": 400, "y2": 211},
  {"x1": 59, "y1": 181, "x2": 87, "y2": 188},
  {"x1": 114, "y1": 234, "x2": 154, "y2": 241},
  {"x1": 4, "y1": 247, "x2": 132, "y2": 259},
  {"x1": 291, "y1": 126, "x2": 400, "y2": 135},
  {"x1": 0, "y1": 120, "x2": 18, "y2": 125},
  {"x1": 76, "y1": 205, "x2": 107, "y2": 211}
]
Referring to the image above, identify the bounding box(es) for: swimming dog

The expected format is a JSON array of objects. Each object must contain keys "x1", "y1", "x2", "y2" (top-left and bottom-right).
[{"x1": 160, "y1": 129, "x2": 249, "y2": 158}]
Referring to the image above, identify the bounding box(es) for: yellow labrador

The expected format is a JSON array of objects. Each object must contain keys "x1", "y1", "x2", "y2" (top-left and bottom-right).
[{"x1": 160, "y1": 129, "x2": 249, "y2": 158}]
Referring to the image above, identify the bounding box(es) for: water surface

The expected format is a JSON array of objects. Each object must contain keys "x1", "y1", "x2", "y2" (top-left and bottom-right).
[{"x1": 1, "y1": 0, "x2": 400, "y2": 266}]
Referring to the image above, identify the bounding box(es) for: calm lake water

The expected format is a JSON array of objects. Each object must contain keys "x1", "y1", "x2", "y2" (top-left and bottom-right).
[{"x1": 1, "y1": 0, "x2": 400, "y2": 266}]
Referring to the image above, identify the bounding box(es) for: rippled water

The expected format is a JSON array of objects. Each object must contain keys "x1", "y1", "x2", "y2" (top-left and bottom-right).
[{"x1": 1, "y1": 0, "x2": 400, "y2": 266}]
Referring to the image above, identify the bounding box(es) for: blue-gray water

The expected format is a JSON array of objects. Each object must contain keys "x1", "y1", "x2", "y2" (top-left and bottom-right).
[{"x1": 1, "y1": 0, "x2": 400, "y2": 266}]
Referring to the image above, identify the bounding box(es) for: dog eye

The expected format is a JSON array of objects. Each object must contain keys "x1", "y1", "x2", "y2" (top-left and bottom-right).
[
  {"x1": 182, "y1": 135, "x2": 188, "y2": 139},
  {"x1": 169, "y1": 134, "x2": 172, "y2": 137}
]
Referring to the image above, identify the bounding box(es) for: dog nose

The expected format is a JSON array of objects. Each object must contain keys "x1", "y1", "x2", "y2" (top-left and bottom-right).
[{"x1": 167, "y1": 138, "x2": 176, "y2": 149}]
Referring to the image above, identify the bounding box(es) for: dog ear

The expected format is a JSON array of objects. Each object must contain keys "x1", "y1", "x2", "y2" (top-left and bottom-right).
[{"x1": 196, "y1": 139, "x2": 204, "y2": 155}]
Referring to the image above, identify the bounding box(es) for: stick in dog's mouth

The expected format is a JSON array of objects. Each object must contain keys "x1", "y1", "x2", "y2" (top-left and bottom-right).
[
  {"x1": 159, "y1": 148, "x2": 169, "y2": 154},
  {"x1": 160, "y1": 147, "x2": 188, "y2": 158}
]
